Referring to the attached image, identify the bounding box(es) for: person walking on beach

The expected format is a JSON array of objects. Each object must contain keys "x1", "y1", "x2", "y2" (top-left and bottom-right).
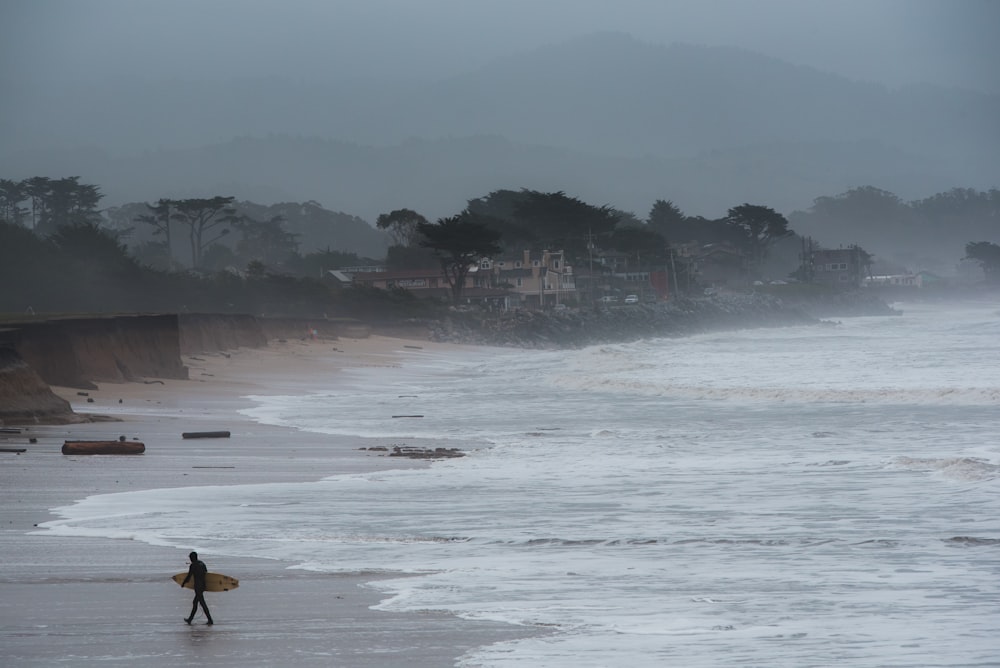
[{"x1": 181, "y1": 551, "x2": 214, "y2": 625}]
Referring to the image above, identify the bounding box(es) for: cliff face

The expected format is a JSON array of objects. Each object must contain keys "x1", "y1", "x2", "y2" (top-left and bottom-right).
[
  {"x1": 177, "y1": 314, "x2": 370, "y2": 353},
  {"x1": 0, "y1": 312, "x2": 373, "y2": 423},
  {"x1": 0, "y1": 313, "x2": 269, "y2": 424},
  {"x1": 12, "y1": 315, "x2": 189, "y2": 389},
  {"x1": 0, "y1": 345, "x2": 76, "y2": 424},
  {"x1": 178, "y1": 313, "x2": 267, "y2": 354}
]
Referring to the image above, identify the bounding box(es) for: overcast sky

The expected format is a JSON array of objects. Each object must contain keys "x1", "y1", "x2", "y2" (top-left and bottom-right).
[{"x1": 2, "y1": 0, "x2": 997, "y2": 93}]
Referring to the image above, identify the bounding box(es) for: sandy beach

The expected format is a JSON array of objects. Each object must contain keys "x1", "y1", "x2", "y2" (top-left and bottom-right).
[{"x1": 0, "y1": 335, "x2": 538, "y2": 667}]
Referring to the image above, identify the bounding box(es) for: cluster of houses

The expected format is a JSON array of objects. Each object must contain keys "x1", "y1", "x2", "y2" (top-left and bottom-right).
[
  {"x1": 810, "y1": 247, "x2": 945, "y2": 290},
  {"x1": 327, "y1": 248, "x2": 672, "y2": 310},
  {"x1": 323, "y1": 244, "x2": 929, "y2": 311}
]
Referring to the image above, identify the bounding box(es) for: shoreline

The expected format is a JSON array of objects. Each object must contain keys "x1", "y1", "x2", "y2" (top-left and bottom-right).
[{"x1": 0, "y1": 335, "x2": 541, "y2": 666}]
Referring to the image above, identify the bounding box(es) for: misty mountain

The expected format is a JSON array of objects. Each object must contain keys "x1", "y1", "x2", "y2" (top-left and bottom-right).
[
  {"x1": 2, "y1": 32, "x2": 997, "y2": 265},
  {"x1": 235, "y1": 200, "x2": 388, "y2": 258}
]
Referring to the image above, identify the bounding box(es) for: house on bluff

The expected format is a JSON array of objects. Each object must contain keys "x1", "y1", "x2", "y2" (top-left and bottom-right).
[
  {"x1": 479, "y1": 250, "x2": 577, "y2": 309},
  {"x1": 810, "y1": 247, "x2": 866, "y2": 289},
  {"x1": 343, "y1": 250, "x2": 577, "y2": 310}
]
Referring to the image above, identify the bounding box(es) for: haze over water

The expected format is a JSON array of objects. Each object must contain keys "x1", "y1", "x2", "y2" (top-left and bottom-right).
[{"x1": 43, "y1": 301, "x2": 1000, "y2": 666}]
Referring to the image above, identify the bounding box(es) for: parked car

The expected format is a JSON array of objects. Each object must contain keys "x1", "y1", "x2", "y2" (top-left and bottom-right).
[{"x1": 624, "y1": 294, "x2": 639, "y2": 304}]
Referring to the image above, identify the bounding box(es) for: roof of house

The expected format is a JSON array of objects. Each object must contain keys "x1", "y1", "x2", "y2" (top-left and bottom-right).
[
  {"x1": 324, "y1": 270, "x2": 353, "y2": 283},
  {"x1": 352, "y1": 268, "x2": 444, "y2": 280}
]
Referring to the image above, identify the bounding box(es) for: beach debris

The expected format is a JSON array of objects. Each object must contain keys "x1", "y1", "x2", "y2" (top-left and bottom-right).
[
  {"x1": 143, "y1": 380, "x2": 165, "y2": 385},
  {"x1": 0, "y1": 427, "x2": 22, "y2": 434},
  {"x1": 389, "y1": 445, "x2": 464, "y2": 459},
  {"x1": 62, "y1": 440, "x2": 146, "y2": 455},
  {"x1": 86, "y1": 397, "x2": 94, "y2": 403},
  {"x1": 76, "y1": 391, "x2": 89, "y2": 396},
  {"x1": 403, "y1": 345, "x2": 423, "y2": 349},
  {"x1": 360, "y1": 446, "x2": 389, "y2": 452},
  {"x1": 0, "y1": 447, "x2": 27, "y2": 454},
  {"x1": 181, "y1": 430, "x2": 232, "y2": 439},
  {"x1": 29, "y1": 437, "x2": 37, "y2": 443},
  {"x1": 391, "y1": 415, "x2": 424, "y2": 418}
]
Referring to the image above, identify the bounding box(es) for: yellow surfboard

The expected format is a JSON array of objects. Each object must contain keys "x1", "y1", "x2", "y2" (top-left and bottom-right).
[{"x1": 172, "y1": 572, "x2": 239, "y2": 592}]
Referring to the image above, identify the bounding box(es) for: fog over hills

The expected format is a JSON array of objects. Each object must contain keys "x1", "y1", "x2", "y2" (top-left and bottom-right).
[{"x1": 2, "y1": 30, "x2": 997, "y2": 234}]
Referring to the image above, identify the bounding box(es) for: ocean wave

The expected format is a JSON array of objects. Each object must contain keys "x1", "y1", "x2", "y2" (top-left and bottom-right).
[
  {"x1": 943, "y1": 536, "x2": 1000, "y2": 547},
  {"x1": 503, "y1": 536, "x2": 837, "y2": 548},
  {"x1": 549, "y1": 376, "x2": 1000, "y2": 405},
  {"x1": 893, "y1": 456, "x2": 1000, "y2": 481}
]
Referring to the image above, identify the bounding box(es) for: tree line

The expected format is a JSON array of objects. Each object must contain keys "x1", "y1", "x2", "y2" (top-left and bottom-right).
[
  {"x1": 1, "y1": 176, "x2": 998, "y2": 314},
  {"x1": 0, "y1": 176, "x2": 102, "y2": 235},
  {"x1": 377, "y1": 191, "x2": 796, "y2": 303},
  {"x1": 0, "y1": 178, "x2": 398, "y2": 317}
]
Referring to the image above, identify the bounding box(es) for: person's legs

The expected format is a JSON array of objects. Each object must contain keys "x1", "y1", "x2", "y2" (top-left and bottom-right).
[
  {"x1": 185, "y1": 594, "x2": 198, "y2": 624},
  {"x1": 197, "y1": 592, "x2": 213, "y2": 624}
]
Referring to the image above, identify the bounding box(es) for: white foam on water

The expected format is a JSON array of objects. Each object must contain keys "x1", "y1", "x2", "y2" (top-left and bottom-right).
[{"x1": 37, "y1": 300, "x2": 1000, "y2": 666}]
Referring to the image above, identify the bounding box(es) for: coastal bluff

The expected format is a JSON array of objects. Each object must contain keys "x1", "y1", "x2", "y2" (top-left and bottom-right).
[
  {"x1": 0, "y1": 345, "x2": 76, "y2": 424},
  {"x1": 0, "y1": 313, "x2": 369, "y2": 424}
]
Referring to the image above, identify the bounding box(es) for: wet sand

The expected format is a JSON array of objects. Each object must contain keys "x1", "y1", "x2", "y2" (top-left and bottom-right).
[{"x1": 0, "y1": 336, "x2": 538, "y2": 666}]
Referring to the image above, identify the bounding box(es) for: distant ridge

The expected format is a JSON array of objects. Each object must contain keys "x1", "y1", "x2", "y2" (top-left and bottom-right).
[{"x1": 2, "y1": 32, "x2": 996, "y2": 255}]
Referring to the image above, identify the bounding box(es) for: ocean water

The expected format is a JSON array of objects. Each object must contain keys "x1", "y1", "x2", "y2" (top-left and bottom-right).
[{"x1": 41, "y1": 300, "x2": 1000, "y2": 666}]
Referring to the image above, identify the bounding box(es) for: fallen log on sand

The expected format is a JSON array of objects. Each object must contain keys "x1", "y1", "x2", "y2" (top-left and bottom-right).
[
  {"x1": 181, "y1": 431, "x2": 231, "y2": 439},
  {"x1": 62, "y1": 440, "x2": 145, "y2": 455}
]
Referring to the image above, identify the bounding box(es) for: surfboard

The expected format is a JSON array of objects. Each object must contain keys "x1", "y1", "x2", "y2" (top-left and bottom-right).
[{"x1": 172, "y1": 572, "x2": 239, "y2": 592}]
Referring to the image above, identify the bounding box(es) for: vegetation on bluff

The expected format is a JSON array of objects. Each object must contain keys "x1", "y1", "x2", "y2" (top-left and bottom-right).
[{"x1": 0, "y1": 176, "x2": 997, "y2": 321}]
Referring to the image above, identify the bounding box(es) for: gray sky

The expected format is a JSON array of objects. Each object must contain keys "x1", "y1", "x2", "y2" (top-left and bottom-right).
[{"x1": 2, "y1": 0, "x2": 997, "y2": 93}]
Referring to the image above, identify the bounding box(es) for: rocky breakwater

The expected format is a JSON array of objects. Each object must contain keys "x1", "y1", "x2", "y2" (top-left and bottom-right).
[
  {"x1": 430, "y1": 293, "x2": 820, "y2": 348},
  {"x1": 774, "y1": 289, "x2": 903, "y2": 319}
]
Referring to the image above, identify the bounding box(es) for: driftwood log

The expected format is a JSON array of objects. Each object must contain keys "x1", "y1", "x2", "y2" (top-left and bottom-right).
[
  {"x1": 62, "y1": 440, "x2": 145, "y2": 455},
  {"x1": 181, "y1": 431, "x2": 231, "y2": 439}
]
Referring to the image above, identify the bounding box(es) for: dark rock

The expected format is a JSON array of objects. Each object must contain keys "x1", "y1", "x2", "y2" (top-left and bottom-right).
[{"x1": 389, "y1": 445, "x2": 465, "y2": 459}]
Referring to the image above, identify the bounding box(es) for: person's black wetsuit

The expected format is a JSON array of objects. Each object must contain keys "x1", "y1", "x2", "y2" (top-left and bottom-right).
[{"x1": 181, "y1": 553, "x2": 214, "y2": 625}]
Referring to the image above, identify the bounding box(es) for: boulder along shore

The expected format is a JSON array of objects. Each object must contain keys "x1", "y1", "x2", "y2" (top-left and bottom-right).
[{"x1": 429, "y1": 291, "x2": 900, "y2": 348}]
